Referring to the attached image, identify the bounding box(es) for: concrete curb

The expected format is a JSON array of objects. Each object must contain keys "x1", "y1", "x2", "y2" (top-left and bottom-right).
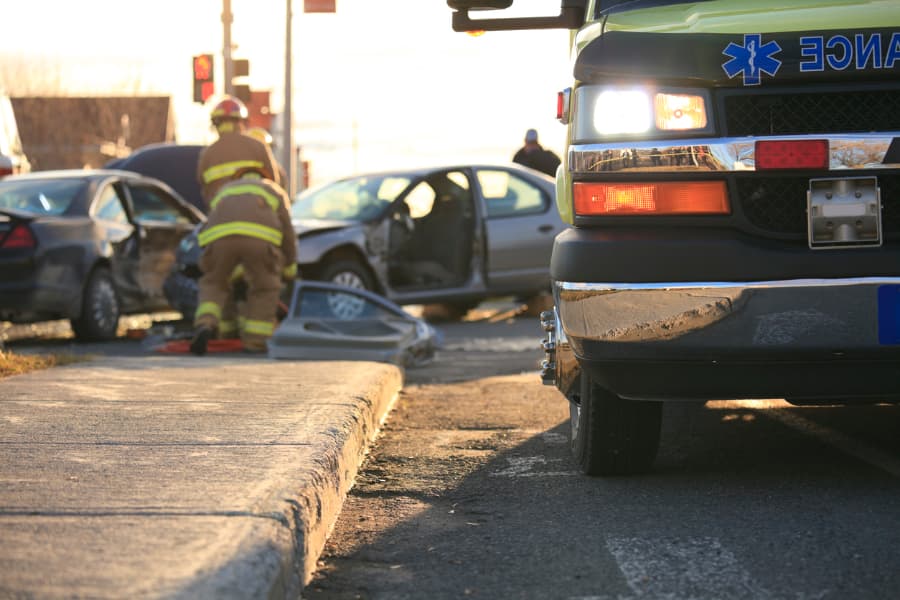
[
  {"x1": 0, "y1": 356, "x2": 403, "y2": 599},
  {"x1": 177, "y1": 361, "x2": 404, "y2": 599}
]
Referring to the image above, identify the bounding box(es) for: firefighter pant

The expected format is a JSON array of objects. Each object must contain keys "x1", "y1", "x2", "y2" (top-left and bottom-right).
[{"x1": 194, "y1": 235, "x2": 284, "y2": 352}]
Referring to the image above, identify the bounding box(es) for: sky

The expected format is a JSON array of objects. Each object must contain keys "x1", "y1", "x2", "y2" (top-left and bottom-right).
[{"x1": 0, "y1": 0, "x2": 573, "y2": 185}]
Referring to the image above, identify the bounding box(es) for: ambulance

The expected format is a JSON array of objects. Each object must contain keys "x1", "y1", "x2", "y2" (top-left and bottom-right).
[{"x1": 449, "y1": 1, "x2": 900, "y2": 475}]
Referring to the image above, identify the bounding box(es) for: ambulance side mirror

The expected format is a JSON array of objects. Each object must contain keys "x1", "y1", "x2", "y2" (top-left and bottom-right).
[
  {"x1": 448, "y1": 0, "x2": 585, "y2": 32},
  {"x1": 447, "y1": 1, "x2": 513, "y2": 8}
]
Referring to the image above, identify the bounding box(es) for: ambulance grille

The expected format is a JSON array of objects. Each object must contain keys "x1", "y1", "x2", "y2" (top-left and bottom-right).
[
  {"x1": 723, "y1": 89, "x2": 900, "y2": 136},
  {"x1": 736, "y1": 173, "x2": 900, "y2": 237}
]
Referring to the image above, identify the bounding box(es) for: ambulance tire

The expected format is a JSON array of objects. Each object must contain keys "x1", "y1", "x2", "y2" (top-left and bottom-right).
[
  {"x1": 71, "y1": 267, "x2": 121, "y2": 342},
  {"x1": 570, "y1": 371, "x2": 662, "y2": 476}
]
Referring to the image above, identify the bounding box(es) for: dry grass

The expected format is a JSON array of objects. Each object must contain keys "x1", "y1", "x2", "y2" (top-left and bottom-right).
[{"x1": 0, "y1": 349, "x2": 87, "y2": 379}]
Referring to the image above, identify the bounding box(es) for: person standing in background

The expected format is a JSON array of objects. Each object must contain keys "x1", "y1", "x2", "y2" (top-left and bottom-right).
[{"x1": 512, "y1": 128, "x2": 561, "y2": 177}]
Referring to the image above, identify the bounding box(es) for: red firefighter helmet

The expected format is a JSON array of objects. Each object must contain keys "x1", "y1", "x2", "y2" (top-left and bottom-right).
[{"x1": 210, "y1": 96, "x2": 249, "y2": 125}]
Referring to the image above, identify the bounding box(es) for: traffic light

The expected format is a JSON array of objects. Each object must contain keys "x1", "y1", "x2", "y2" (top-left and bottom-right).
[
  {"x1": 232, "y1": 58, "x2": 252, "y2": 103},
  {"x1": 192, "y1": 54, "x2": 214, "y2": 104},
  {"x1": 304, "y1": 0, "x2": 336, "y2": 12}
]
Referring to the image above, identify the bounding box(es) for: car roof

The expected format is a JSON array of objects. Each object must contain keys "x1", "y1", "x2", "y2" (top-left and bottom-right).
[
  {"x1": 105, "y1": 143, "x2": 205, "y2": 212},
  {"x1": 4, "y1": 168, "x2": 162, "y2": 182},
  {"x1": 329, "y1": 163, "x2": 556, "y2": 184},
  {"x1": 2, "y1": 168, "x2": 204, "y2": 220}
]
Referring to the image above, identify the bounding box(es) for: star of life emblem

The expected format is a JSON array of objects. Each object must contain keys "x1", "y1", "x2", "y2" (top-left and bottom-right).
[{"x1": 722, "y1": 34, "x2": 783, "y2": 85}]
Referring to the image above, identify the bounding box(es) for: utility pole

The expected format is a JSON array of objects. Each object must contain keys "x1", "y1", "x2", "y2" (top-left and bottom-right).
[
  {"x1": 283, "y1": 0, "x2": 295, "y2": 197},
  {"x1": 222, "y1": 0, "x2": 234, "y2": 96}
]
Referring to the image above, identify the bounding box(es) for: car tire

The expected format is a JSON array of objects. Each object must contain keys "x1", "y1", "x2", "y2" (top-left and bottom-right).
[
  {"x1": 319, "y1": 259, "x2": 374, "y2": 291},
  {"x1": 71, "y1": 267, "x2": 121, "y2": 342},
  {"x1": 570, "y1": 371, "x2": 662, "y2": 476}
]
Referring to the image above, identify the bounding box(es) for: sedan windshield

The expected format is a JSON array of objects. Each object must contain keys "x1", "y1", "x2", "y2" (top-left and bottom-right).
[
  {"x1": 0, "y1": 178, "x2": 85, "y2": 215},
  {"x1": 292, "y1": 174, "x2": 413, "y2": 221}
]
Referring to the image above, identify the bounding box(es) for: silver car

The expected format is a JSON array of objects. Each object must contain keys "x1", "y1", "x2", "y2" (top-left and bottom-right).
[{"x1": 289, "y1": 163, "x2": 566, "y2": 318}]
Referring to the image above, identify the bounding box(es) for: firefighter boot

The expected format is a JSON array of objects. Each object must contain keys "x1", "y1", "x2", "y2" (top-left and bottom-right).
[{"x1": 190, "y1": 326, "x2": 215, "y2": 356}]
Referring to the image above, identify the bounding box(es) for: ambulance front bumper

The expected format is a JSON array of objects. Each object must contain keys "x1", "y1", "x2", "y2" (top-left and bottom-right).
[{"x1": 543, "y1": 278, "x2": 900, "y2": 402}]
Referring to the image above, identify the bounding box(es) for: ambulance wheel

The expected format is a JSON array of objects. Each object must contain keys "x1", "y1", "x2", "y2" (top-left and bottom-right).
[
  {"x1": 71, "y1": 267, "x2": 121, "y2": 342},
  {"x1": 570, "y1": 371, "x2": 662, "y2": 476}
]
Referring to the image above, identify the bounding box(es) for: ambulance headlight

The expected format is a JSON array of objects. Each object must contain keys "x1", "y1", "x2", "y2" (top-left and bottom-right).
[
  {"x1": 593, "y1": 90, "x2": 652, "y2": 135},
  {"x1": 574, "y1": 85, "x2": 712, "y2": 141}
]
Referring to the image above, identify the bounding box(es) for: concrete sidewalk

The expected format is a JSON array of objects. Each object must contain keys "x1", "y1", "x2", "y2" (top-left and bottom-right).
[{"x1": 0, "y1": 355, "x2": 403, "y2": 599}]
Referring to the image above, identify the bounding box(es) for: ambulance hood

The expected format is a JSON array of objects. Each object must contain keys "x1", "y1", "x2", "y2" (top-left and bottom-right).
[{"x1": 575, "y1": 0, "x2": 900, "y2": 85}]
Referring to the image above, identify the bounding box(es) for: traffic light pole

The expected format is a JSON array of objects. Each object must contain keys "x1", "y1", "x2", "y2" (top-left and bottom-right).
[
  {"x1": 283, "y1": 0, "x2": 295, "y2": 197},
  {"x1": 222, "y1": 0, "x2": 234, "y2": 96}
]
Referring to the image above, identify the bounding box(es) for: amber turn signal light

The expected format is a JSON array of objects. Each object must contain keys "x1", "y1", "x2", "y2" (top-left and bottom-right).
[{"x1": 574, "y1": 181, "x2": 729, "y2": 216}]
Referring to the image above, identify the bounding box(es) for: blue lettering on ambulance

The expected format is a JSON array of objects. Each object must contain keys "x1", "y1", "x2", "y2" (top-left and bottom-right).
[
  {"x1": 856, "y1": 34, "x2": 882, "y2": 69},
  {"x1": 801, "y1": 32, "x2": 899, "y2": 72},
  {"x1": 887, "y1": 32, "x2": 900, "y2": 68},
  {"x1": 800, "y1": 36, "x2": 824, "y2": 71},
  {"x1": 826, "y1": 35, "x2": 853, "y2": 69}
]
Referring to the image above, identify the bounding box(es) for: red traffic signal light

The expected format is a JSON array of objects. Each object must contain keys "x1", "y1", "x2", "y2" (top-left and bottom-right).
[{"x1": 193, "y1": 54, "x2": 214, "y2": 104}]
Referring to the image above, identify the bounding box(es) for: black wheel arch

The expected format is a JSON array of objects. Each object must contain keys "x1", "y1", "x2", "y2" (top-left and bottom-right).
[{"x1": 306, "y1": 245, "x2": 381, "y2": 294}]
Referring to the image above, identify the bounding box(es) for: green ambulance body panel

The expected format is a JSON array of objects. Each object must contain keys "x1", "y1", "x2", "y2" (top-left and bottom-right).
[{"x1": 553, "y1": 0, "x2": 900, "y2": 224}]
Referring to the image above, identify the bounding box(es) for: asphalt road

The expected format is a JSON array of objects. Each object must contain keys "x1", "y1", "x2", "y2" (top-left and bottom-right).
[
  {"x1": 306, "y1": 324, "x2": 900, "y2": 600},
  {"x1": 6, "y1": 305, "x2": 900, "y2": 600}
]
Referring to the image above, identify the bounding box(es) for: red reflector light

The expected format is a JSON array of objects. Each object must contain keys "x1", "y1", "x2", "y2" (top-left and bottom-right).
[
  {"x1": 557, "y1": 87, "x2": 571, "y2": 124},
  {"x1": 755, "y1": 139, "x2": 828, "y2": 170},
  {"x1": 574, "y1": 181, "x2": 729, "y2": 216},
  {"x1": 1, "y1": 224, "x2": 36, "y2": 249}
]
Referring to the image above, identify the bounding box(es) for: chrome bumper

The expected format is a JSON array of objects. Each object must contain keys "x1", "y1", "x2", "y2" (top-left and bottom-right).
[
  {"x1": 555, "y1": 277, "x2": 900, "y2": 354},
  {"x1": 541, "y1": 277, "x2": 900, "y2": 401},
  {"x1": 569, "y1": 133, "x2": 900, "y2": 174}
]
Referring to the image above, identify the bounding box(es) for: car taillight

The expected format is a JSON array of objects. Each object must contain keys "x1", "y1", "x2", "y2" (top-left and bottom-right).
[
  {"x1": 0, "y1": 167, "x2": 12, "y2": 178},
  {"x1": 574, "y1": 181, "x2": 729, "y2": 216},
  {"x1": 1, "y1": 224, "x2": 37, "y2": 249},
  {"x1": 755, "y1": 140, "x2": 829, "y2": 170}
]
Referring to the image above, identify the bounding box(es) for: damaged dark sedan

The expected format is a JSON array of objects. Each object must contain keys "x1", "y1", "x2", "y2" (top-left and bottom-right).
[{"x1": 0, "y1": 170, "x2": 204, "y2": 341}]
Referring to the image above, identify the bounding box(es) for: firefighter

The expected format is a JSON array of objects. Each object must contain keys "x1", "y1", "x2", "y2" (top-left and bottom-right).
[
  {"x1": 190, "y1": 166, "x2": 297, "y2": 355},
  {"x1": 245, "y1": 126, "x2": 288, "y2": 189},
  {"x1": 197, "y1": 96, "x2": 281, "y2": 209}
]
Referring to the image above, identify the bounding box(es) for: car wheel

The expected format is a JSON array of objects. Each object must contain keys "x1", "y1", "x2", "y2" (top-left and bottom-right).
[
  {"x1": 570, "y1": 370, "x2": 662, "y2": 476},
  {"x1": 319, "y1": 259, "x2": 374, "y2": 320},
  {"x1": 71, "y1": 267, "x2": 121, "y2": 342},
  {"x1": 320, "y1": 259, "x2": 373, "y2": 290}
]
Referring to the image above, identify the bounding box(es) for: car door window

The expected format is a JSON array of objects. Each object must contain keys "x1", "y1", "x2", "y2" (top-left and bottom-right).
[
  {"x1": 478, "y1": 170, "x2": 547, "y2": 219},
  {"x1": 403, "y1": 181, "x2": 436, "y2": 218},
  {"x1": 93, "y1": 184, "x2": 129, "y2": 225},
  {"x1": 128, "y1": 185, "x2": 193, "y2": 224}
]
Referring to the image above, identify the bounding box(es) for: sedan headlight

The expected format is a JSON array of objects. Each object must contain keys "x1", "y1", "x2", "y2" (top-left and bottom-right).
[{"x1": 574, "y1": 85, "x2": 712, "y2": 141}]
